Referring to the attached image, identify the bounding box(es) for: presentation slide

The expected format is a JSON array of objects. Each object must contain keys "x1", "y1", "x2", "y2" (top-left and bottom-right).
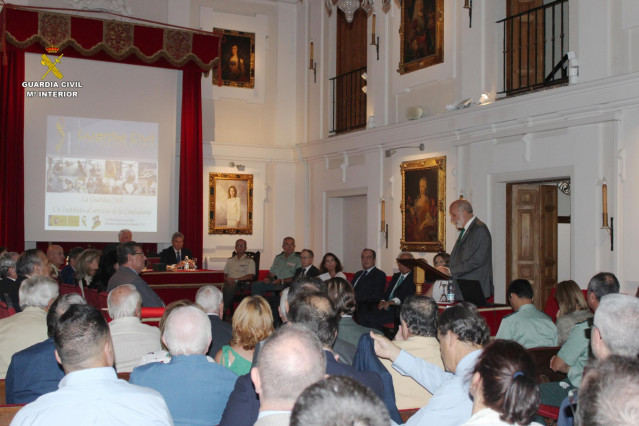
[{"x1": 44, "y1": 116, "x2": 158, "y2": 232}]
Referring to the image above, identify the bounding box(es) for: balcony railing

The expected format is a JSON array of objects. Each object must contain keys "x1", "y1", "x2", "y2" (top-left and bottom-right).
[
  {"x1": 498, "y1": 0, "x2": 569, "y2": 96},
  {"x1": 329, "y1": 66, "x2": 367, "y2": 134}
]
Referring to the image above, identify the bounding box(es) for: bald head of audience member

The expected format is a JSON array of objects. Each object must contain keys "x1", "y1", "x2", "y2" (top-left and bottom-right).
[
  {"x1": 19, "y1": 275, "x2": 59, "y2": 311},
  {"x1": 107, "y1": 284, "x2": 142, "y2": 320},
  {"x1": 118, "y1": 229, "x2": 133, "y2": 243},
  {"x1": 591, "y1": 294, "x2": 639, "y2": 360},
  {"x1": 54, "y1": 304, "x2": 115, "y2": 373},
  {"x1": 162, "y1": 305, "x2": 211, "y2": 356},
  {"x1": 576, "y1": 355, "x2": 639, "y2": 426},
  {"x1": 251, "y1": 324, "x2": 326, "y2": 412},
  {"x1": 288, "y1": 293, "x2": 340, "y2": 349},
  {"x1": 47, "y1": 245, "x2": 65, "y2": 269},
  {"x1": 586, "y1": 272, "x2": 620, "y2": 311},
  {"x1": 290, "y1": 375, "x2": 390, "y2": 426},
  {"x1": 16, "y1": 249, "x2": 51, "y2": 278},
  {"x1": 195, "y1": 285, "x2": 224, "y2": 318},
  {"x1": 47, "y1": 293, "x2": 87, "y2": 338}
]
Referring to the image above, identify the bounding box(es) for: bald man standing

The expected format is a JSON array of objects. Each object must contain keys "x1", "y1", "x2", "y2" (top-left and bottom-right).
[{"x1": 448, "y1": 200, "x2": 493, "y2": 304}]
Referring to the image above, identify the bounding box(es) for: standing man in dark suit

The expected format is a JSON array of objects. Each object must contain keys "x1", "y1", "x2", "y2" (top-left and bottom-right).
[
  {"x1": 196, "y1": 285, "x2": 232, "y2": 358},
  {"x1": 159, "y1": 232, "x2": 193, "y2": 268},
  {"x1": 359, "y1": 252, "x2": 416, "y2": 330},
  {"x1": 292, "y1": 249, "x2": 320, "y2": 280},
  {"x1": 106, "y1": 242, "x2": 163, "y2": 307},
  {"x1": 351, "y1": 249, "x2": 387, "y2": 302},
  {"x1": 448, "y1": 199, "x2": 493, "y2": 302}
]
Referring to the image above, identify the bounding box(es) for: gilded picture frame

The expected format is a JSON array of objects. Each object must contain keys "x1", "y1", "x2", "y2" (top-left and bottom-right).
[
  {"x1": 398, "y1": 0, "x2": 444, "y2": 75},
  {"x1": 215, "y1": 28, "x2": 255, "y2": 88},
  {"x1": 400, "y1": 156, "x2": 446, "y2": 252},
  {"x1": 209, "y1": 173, "x2": 253, "y2": 234}
]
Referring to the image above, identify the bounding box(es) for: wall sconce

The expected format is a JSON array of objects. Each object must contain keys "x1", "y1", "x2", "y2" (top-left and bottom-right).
[
  {"x1": 371, "y1": 13, "x2": 379, "y2": 60},
  {"x1": 228, "y1": 161, "x2": 245, "y2": 171},
  {"x1": 361, "y1": 71, "x2": 367, "y2": 93},
  {"x1": 601, "y1": 178, "x2": 613, "y2": 250},
  {"x1": 309, "y1": 41, "x2": 317, "y2": 83},
  {"x1": 463, "y1": 0, "x2": 472, "y2": 28},
  {"x1": 385, "y1": 143, "x2": 425, "y2": 158}
]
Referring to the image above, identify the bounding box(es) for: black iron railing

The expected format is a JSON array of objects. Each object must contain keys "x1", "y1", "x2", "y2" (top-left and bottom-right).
[
  {"x1": 329, "y1": 66, "x2": 367, "y2": 134},
  {"x1": 497, "y1": 0, "x2": 569, "y2": 96}
]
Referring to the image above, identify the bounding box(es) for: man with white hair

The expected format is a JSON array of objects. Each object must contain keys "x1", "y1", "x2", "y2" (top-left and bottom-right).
[
  {"x1": 252, "y1": 324, "x2": 327, "y2": 426},
  {"x1": 13, "y1": 249, "x2": 52, "y2": 313},
  {"x1": 46, "y1": 245, "x2": 65, "y2": 280},
  {"x1": 0, "y1": 275, "x2": 59, "y2": 378},
  {"x1": 195, "y1": 285, "x2": 232, "y2": 358},
  {"x1": 130, "y1": 305, "x2": 237, "y2": 425},
  {"x1": 103, "y1": 228, "x2": 133, "y2": 255},
  {"x1": 107, "y1": 284, "x2": 161, "y2": 372}
]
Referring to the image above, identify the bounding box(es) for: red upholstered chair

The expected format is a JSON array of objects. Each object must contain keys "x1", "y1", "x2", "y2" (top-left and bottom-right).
[
  {"x1": 0, "y1": 301, "x2": 15, "y2": 319},
  {"x1": 537, "y1": 404, "x2": 559, "y2": 421},
  {"x1": 140, "y1": 307, "x2": 165, "y2": 327},
  {"x1": 59, "y1": 283, "x2": 82, "y2": 297}
]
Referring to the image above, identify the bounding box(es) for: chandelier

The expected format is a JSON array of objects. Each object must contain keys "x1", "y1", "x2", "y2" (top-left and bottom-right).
[{"x1": 326, "y1": 0, "x2": 389, "y2": 23}]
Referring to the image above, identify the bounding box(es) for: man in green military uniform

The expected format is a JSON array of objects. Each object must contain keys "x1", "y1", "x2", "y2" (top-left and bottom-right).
[
  {"x1": 251, "y1": 237, "x2": 301, "y2": 296},
  {"x1": 496, "y1": 279, "x2": 557, "y2": 348}
]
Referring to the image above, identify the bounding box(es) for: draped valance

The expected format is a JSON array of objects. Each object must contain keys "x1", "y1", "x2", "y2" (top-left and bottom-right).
[{"x1": 1, "y1": 4, "x2": 220, "y2": 72}]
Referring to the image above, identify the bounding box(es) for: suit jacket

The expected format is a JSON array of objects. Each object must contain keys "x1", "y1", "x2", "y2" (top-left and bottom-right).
[
  {"x1": 449, "y1": 217, "x2": 494, "y2": 299},
  {"x1": 351, "y1": 267, "x2": 387, "y2": 302},
  {"x1": 130, "y1": 354, "x2": 237, "y2": 425},
  {"x1": 106, "y1": 267, "x2": 164, "y2": 307},
  {"x1": 0, "y1": 276, "x2": 21, "y2": 312},
  {"x1": 5, "y1": 337, "x2": 65, "y2": 404},
  {"x1": 159, "y1": 247, "x2": 193, "y2": 265},
  {"x1": 383, "y1": 271, "x2": 415, "y2": 304},
  {"x1": 292, "y1": 265, "x2": 320, "y2": 280},
  {"x1": 207, "y1": 314, "x2": 232, "y2": 358},
  {"x1": 59, "y1": 265, "x2": 75, "y2": 285}
]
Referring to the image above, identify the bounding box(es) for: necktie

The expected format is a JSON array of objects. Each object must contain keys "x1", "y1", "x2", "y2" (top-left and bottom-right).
[
  {"x1": 458, "y1": 228, "x2": 465, "y2": 242},
  {"x1": 177, "y1": 251, "x2": 181, "y2": 262},
  {"x1": 389, "y1": 275, "x2": 405, "y2": 300},
  {"x1": 354, "y1": 270, "x2": 368, "y2": 288},
  {"x1": 301, "y1": 268, "x2": 306, "y2": 277}
]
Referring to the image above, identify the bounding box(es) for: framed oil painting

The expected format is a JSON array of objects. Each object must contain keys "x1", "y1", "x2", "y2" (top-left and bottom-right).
[
  {"x1": 400, "y1": 156, "x2": 446, "y2": 252},
  {"x1": 209, "y1": 173, "x2": 253, "y2": 234},
  {"x1": 398, "y1": 0, "x2": 444, "y2": 75},
  {"x1": 215, "y1": 28, "x2": 255, "y2": 88}
]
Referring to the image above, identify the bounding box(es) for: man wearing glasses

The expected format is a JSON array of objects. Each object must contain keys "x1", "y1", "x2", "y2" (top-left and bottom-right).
[
  {"x1": 292, "y1": 249, "x2": 320, "y2": 280},
  {"x1": 107, "y1": 242, "x2": 164, "y2": 307}
]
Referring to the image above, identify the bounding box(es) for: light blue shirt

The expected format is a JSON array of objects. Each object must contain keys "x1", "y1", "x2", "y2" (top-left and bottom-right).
[
  {"x1": 11, "y1": 367, "x2": 173, "y2": 425},
  {"x1": 393, "y1": 349, "x2": 482, "y2": 426},
  {"x1": 496, "y1": 303, "x2": 558, "y2": 348}
]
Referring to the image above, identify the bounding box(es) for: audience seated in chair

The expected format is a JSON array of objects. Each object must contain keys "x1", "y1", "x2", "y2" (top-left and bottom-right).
[{"x1": 130, "y1": 305, "x2": 237, "y2": 425}]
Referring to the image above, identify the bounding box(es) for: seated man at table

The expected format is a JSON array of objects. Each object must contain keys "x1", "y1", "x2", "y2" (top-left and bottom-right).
[
  {"x1": 222, "y1": 239, "x2": 256, "y2": 313},
  {"x1": 251, "y1": 237, "x2": 301, "y2": 296},
  {"x1": 159, "y1": 231, "x2": 193, "y2": 269},
  {"x1": 106, "y1": 242, "x2": 164, "y2": 307},
  {"x1": 496, "y1": 278, "x2": 557, "y2": 348}
]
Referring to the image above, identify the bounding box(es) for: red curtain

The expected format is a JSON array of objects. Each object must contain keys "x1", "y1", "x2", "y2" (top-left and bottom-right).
[
  {"x1": 179, "y1": 69, "x2": 203, "y2": 262},
  {"x1": 0, "y1": 47, "x2": 25, "y2": 252}
]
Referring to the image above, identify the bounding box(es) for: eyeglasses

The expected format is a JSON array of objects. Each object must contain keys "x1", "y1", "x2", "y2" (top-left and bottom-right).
[{"x1": 132, "y1": 252, "x2": 145, "y2": 256}]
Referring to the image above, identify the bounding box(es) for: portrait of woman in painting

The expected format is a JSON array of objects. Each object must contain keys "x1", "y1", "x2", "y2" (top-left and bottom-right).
[
  {"x1": 226, "y1": 185, "x2": 241, "y2": 227},
  {"x1": 406, "y1": 174, "x2": 438, "y2": 242}
]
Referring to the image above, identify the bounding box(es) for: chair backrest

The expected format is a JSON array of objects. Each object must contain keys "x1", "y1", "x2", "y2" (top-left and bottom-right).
[
  {"x1": 0, "y1": 379, "x2": 5, "y2": 405},
  {"x1": 117, "y1": 372, "x2": 131, "y2": 381},
  {"x1": 527, "y1": 346, "x2": 566, "y2": 383},
  {"x1": 84, "y1": 288, "x2": 98, "y2": 308},
  {"x1": 544, "y1": 288, "x2": 590, "y2": 321},
  {"x1": 59, "y1": 283, "x2": 82, "y2": 296},
  {"x1": 0, "y1": 404, "x2": 25, "y2": 424},
  {"x1": 231, "y1": 251, "x2": 260, "y2": 278},
  {"x1": 0, "y1": 302, "x2": 15, "y2": 320},
  {"x1": 140, "y1": 307, "x2": 165, "y2": 327}
]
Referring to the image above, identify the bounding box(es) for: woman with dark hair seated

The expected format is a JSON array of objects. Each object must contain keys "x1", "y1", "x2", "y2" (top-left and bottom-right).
[
  {"x1": 317, "y1": 253, "x2": 346, "y2": 281},
  {"x1": 464, "y1": 340, "x2": 543, "y2": 425}
]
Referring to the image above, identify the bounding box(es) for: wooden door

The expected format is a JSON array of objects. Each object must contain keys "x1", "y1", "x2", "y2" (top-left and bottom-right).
[
  {"x1": 335, "y1": 8, "x2": 367, "y2": 133},
  {"x1": 506, "y1": 184, "x2": 558, "y2": 310},
  {"x1": 505, "y1": 0, "x2": 544, "y2": 91}
]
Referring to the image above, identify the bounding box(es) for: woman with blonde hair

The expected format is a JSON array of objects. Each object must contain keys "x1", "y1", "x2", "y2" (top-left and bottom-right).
[
  {"x1": 555, "y1": 280, "x2": 592, "y2": 345},
  {"x1": 215, "y1": 295, "x2": 274, "y2": 375},
  {"x1": 74, "y1": 249, "x2": 101, "y2": 298}
]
